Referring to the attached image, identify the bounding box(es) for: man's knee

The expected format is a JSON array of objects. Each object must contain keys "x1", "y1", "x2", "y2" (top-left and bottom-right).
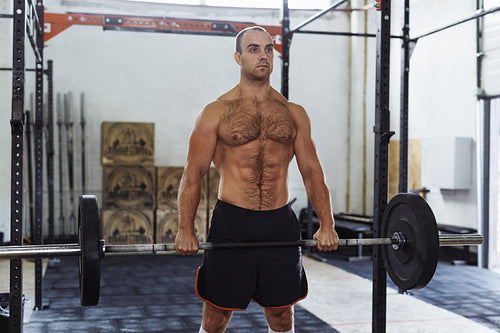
[
  {"x1": 202, "y1": 303, "x2": 233, "y2": 333},
  {"x1": 264, "y1": 306, "x2": 294, "y2": 332}
]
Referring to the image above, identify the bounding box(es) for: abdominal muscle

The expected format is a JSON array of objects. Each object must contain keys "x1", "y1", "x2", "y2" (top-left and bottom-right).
[{"x1": 214, "y1": 139, "x2": 293, "y2": 211}]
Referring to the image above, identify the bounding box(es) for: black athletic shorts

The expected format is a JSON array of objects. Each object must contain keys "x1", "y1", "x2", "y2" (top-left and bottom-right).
[{"x1": 196, "y1": 200, "x2": 308, "y2": 311}]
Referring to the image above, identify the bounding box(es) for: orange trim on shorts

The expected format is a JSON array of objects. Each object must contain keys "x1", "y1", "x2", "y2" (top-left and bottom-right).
[
  {"x1": 195, "y1": 266, "x2": 247, "y2": 311},
  {"x1": 252, "y1": 286, "x2": 309, "y2": 309},
  {"x1": 195, "y1": 266, "x2": 309, "y2": 311}
]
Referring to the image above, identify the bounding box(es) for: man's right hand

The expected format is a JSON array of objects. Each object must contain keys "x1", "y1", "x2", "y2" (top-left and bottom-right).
[{"x1": 174, "y1": 230, "x2": 200, "y2": 256}]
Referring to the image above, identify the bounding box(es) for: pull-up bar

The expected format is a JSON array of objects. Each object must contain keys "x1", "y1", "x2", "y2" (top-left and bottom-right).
[
  {"x1": 291, "y1": 0, "x2": 351, "y2": 33},
  {"x1": 413, "y1": 5, "x2": 500, "y2": 41},
  {"x1": 294, "y1": 30, "x2": 404, "y2": 39}
]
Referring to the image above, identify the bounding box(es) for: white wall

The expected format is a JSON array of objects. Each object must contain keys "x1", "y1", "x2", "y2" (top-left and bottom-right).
[
  {"x1": 349, "y1": 0, "x2": 480, "y2": 229},
  {"x1": 0, "y1": 0, "x2": 485, "y2": 241},
  {"x1": 0, "y1": 0, "x2": 351, "y2": 240},
  {"x1": 287, "y1": 16, "x2": 351, "y2": 214},
  {"x1": 348, "y1": 0, "x2": 377, "y2": 215},
  {"x1": 402, "y1": 0, "x2": 479, "y2": 229}
]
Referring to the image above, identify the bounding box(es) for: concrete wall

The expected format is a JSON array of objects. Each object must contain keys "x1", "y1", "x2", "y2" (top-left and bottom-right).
[{"x1": 0, "y1": 0, "x2": 486, "y2": 242}]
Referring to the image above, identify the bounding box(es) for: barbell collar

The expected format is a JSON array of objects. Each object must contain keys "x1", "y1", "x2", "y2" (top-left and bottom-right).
[{"x1": 391, "y1": 232, "x2": 406, "y2": 250}]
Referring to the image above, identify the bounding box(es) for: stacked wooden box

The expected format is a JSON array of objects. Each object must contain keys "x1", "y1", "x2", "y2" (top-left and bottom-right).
[
  {"x1": 156, "y1": 167, "x2": 219, "y2": 243},
  {"x1": 101, "y1": 122, "x2": 156, "y2": 245},
  {"x1": 101, "y1": 121, "x2": 219, "y2": 245}
]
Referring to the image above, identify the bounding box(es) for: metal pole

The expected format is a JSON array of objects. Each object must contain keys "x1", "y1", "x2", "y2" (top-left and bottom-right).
[
  {"x1": 46, "y1": 60, "x2": 55, "y2": 244},
  {"x1": 439, "y1": 234, "x2": 483, "y2": 246},
  {"x1": 206, "y1": 168, "x2": 210, "y2": 238},
  {"x1": 293, "y1": 30, "x2": 404, "y2": 39},
  {"x1": 281, "y1": 0, "x2": 290, "y2": 99},
  {"x1": 65, "y1": 93, "x2": 76, "y2": 236},
  {"x1": 0, "y1": 245, "x2": 81, "y2": 259},
  {"x1": 80, "y1": 93, "x2": 86, "y2": 195},
  {"x1": 25, "y1": 110, "x2": 35, "y2": 241},
  {"x1": 412, "y1": 5, "x2": 500, "y2": 41},
  {"x1": 482, "y1": 99, "x2": 490, "y2": 268},
  {"x1": 57, "y1": 93, "x2": 66, "y2": 236},
  {"x1": 106, "y1": 238, "x2": 395, "y2": 253},
  {"x1": 10, "y1": 0, "x2": 26, "y2": 329},
  {"x1": 34, "y1": 0, "x2": 45, "y2": 311},
  {"x1": 399, "y1": 0, "x2": 410, "y2": 194},
  {"x1": 373, "y1": 0, "x2": 392, "y2": 331},
  {"x1": 476, "y1": 0, "x2": 484, "y2": 94}
]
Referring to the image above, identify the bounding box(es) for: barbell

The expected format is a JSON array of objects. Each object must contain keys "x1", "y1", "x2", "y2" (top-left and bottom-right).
[{"x1": 0, "y1": 194, "x2": 483, "y2": 306}]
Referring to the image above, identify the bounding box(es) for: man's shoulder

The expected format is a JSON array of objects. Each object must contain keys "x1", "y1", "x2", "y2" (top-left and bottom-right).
[
  {"x1": 216, "y1": 85, "x2": 240, "y2": 102},
  {"x1": 200, "y1": 101, "x2": 226, "y2": 122},
  {"x1": 270, "y1": 88, "x2": 288, "y2": 104},
  {"x1": 269, "y1": 88, "x2": 304, "y2": 111},
  {"x1": 205, "y1": 87, "x2": 239, "y2": 110}
]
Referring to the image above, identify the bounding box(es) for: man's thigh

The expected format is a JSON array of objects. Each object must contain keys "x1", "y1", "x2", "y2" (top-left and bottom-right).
[
  {"x1": 264, "y1": 306, "x2": 294, "y2": 331},
  {"x1": 202, "y1": 302, "x2": 233, "y2": 333}
]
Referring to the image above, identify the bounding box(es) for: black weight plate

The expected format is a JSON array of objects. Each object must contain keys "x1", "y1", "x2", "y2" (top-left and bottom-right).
[
  {"x1": 78, "y1": 195, "x2": 101, "y2": 306},
  {"x1": 381, "y1": 193, "x2": 439, "y2": 290}
]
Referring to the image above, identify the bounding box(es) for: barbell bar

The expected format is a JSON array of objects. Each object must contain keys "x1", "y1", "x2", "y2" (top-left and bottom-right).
[
  {"x1": 0, "y1": 233, "x2": 482, "y2": 258},
  {"x1": 0, "y1": 194, "x2": 484, "y2": 306}
]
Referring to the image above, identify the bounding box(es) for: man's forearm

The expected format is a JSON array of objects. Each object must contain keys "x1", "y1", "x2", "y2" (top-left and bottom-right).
[
  {"x1": 304, "y1": 176, "x2": 335, "y2": 229},
  {"x1": 178, "y1": 176, "x2": 202, "y2": 233}
]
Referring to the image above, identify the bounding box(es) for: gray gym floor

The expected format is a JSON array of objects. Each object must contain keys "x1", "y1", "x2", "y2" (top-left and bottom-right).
[
  {"x1": 317, "y1": 247, "x2": 500, "y2": 331},
  {"x1": 23, "y1": 255, "x2": 338, "y2": 333},
  {"x1": 22, "y1": 248, "x2": 500, "y2": 332}
]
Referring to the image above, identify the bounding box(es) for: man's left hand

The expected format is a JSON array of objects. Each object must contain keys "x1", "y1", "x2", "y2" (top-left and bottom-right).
[{"x1": 313, "y1": 226, "x2": 339, "y2": 252}]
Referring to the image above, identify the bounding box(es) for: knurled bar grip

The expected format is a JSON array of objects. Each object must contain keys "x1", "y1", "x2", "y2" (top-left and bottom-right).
[
  {"x1": 0, "y1": 234, "x2": 483, "y2": 259},
  {"x1": 105, "y1": 237, "x2": 395, "y2": 253}
]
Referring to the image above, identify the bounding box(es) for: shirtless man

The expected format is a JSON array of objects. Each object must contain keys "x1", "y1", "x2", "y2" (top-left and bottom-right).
[{"x1": 175, "y1": 26, "x2": 339, "y2": 333}]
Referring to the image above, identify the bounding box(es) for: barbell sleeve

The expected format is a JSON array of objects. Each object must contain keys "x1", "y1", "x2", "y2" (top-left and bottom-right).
[
  {"x1": 0, "y1": 244, "x2": 81, "y2": 259},
  {"x1": 438, "y1": 233, "x2": 483, "y2": 246}
]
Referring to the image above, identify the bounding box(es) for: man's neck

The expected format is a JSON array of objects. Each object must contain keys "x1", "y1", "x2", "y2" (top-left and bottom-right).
[{"x1": 238, "y1": 77, "x2": 272, "y2": 100}]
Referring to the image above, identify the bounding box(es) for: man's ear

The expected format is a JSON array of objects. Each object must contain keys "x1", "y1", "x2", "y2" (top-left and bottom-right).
[{"x1": 234, "y1": 52, "x2": 242, "y2": 65}]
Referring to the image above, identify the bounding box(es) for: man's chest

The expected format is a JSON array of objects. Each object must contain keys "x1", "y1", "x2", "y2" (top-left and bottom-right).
[{"x1": 218, "y1": 100, "x2": 297, "y2": 146}]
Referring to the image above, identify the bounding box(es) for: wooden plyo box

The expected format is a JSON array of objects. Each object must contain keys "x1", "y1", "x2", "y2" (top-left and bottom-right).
[
  {"x1": 156, "y1": 209, "x2": 207, "y2": 243},
  {"x1": 102, "y1": 165, "x2": 156, "y2": 210},
  {"x1": 156, "y1": 167, "x2": 184, "y2": 211},
  {"x1": 101, "y1": 122, "x2": 154, "y2": 166},
  {"x1": 156, "y1": 167, "x2": 220, "y2": 210},
  {"x1": 101, "y1": 209, "x2": 154, "y2": 245},
  {"x1": 388, "y1": 139, "x2": 422, "y2": 199},
  {"x1": 156, "y1": 167, "x2": 220, "y2": 242}
]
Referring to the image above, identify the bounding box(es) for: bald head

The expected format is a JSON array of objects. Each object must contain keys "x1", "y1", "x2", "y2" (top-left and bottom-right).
[{"x1": 235, "y1": 26, "x2": 273, "y2": 53}]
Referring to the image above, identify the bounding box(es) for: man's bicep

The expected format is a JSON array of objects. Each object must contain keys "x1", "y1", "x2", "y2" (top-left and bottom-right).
[
  {"x1": 295, "y1": 137, "x2": 322, "y2": 182},
  {"x1": 187, "y1": 129, "x2": 216, "y2": 172},
  {"x1": 292, "y1": 106, "x2": 321, "y2": 178},
  {"x1": 184, "y1": 109, "x2": 219, "y2": 177}
]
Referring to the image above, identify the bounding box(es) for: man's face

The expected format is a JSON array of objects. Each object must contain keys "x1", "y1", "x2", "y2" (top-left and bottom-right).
[{"x1": 235, "y1": 30, "x2": 274, "y2": 81}]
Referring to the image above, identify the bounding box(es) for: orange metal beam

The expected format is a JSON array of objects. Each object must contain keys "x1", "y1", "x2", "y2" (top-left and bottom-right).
[{"x1": 44, "y1": 12, "x2": 283, "y2": 54}]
